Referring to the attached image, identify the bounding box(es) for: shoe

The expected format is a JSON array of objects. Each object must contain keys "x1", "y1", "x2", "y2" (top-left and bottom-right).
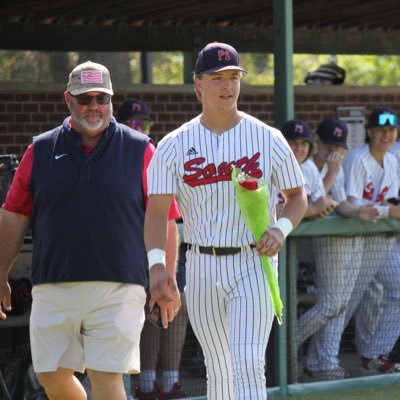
[
  {"x1": 134, "y1": 385, "x2": 158, "y2": 400},
  {"x1": 157, "y1": 382, "x2": 188, "y2": 399},
  {"x1": 303, "y1": 366, "x2": 346, "y2": 381},
  {"x1": 361, "y1": 355, "x2": 400, "y2": 375}
]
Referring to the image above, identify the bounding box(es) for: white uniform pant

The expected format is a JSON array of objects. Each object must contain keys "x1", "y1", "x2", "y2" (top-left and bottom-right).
[
  {"x1": 298, "y1": 236, "x2": 363, "y2": 371},
  {"x1": 185, "y1": 248, "x2": 274, "y2": 400},
  {"x1": 355, "y1": 237, "x2": 400, "y2": 358},
  {"x1": 306, "y1": 234, "x2": 396, "y2": 371}
]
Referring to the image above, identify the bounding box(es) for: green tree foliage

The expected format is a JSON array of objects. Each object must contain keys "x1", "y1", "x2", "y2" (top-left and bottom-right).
[
  {"x1": 0, "y1": 51, "x2": 76, "y2": 82},
  {"x1": 152, "y1": 52, "x2": 183, "y2": 84},
  {"x1": 240, "y1": 53, "x2": 400, "y2": 86},
  {"x1": 0, "y1": 50, "x2": 399, "y2": 86}
]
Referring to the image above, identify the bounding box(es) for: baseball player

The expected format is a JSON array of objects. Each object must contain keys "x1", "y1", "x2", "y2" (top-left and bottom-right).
[
  {"x1": 276, "y1": 120, "x2": 337, "y2": 310},
  {"x1": 390, "y1": 138, "x2": 400, "y2": 172},
  {"x1": 144, "y1": 42, "x2": 307, "y2": 400},
  {"x1": 342, "y1": 106, "x2": 400, "y2": 374},
  {"x1": 298, "y1": 118, "x2": 381, "y2": 380},
  {"x1": 116, "y1": 98, "x2": 153, "y2": 135},
  {"x1": 279, "y1": 119, "x2": 338, "y2": 219}
]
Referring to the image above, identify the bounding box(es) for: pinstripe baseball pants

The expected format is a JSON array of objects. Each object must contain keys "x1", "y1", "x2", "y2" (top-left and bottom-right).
[
  {"x1": 185, "y1": 247, "x2": 274, "y2": 400},
  {"x1": 355, "y1": 237, "x2": 400, "y2": 358},
  {"x1": 299, "y1": 236, "x2": 363, "y2": 371}
]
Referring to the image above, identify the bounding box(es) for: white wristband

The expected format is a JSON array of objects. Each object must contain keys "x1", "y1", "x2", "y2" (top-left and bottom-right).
[
  {"x1": 272, "y1": 217, "x2": 293, "y2": 239},
  {"x1": 376, "y1": 205, "x2": 390, "y2": 218},
  {"x1": 147, "y1": 248, "x2": 166, "y2": 270}
]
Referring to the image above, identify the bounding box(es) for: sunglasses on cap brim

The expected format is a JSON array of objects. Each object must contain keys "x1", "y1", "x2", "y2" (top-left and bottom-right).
[{"x1": 377, "y1": 114, "x2": 398, "y2": 127}]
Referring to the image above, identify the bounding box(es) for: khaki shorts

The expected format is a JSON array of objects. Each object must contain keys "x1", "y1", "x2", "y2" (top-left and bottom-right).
[{"x1": 30, "y1": 282, "x2": 146, "y2": 374}]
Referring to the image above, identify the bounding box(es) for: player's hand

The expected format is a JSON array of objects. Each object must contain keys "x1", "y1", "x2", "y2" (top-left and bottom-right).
[
  {"x1": 158, "y1": 293, "x2": 181, "y2": 329},
  {"x1": 0, "y1": 279, "x2": 11, "y2": 320},
  {"x1": 315, "y1": 196, "x2": 339, "y2": 218},
  {"x1": 326, "y1": 151, "x2": 343, "y2": 177},
  {"x1": 320, "y1": 197, "x2": 339, "y2": 217},
  {"x1": 149, "y1": 265, "x2": 180, "y2": 328},
  {"x1": 357, "y1": 204, "x2": 381, "y2": 222},
  {"x1": 256, "y1": 228, "x2": 284, "y2": 257}
]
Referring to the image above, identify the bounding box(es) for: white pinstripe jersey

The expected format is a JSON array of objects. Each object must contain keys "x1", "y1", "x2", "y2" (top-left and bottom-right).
[
  {"x1": 390, "y1": 141, "x2": 400, "y2": 169},
  {"x1": 390, "y1": 141, "x2": 400, "y2": 190},
  {"x1": 319, "y1": 163, "x2": 347, "y2": 203},
  {"x1": 274, "y1": 158, "x2": 325, "y2": 205},
  {"x1": 343, "y1": 144, "x2": 400, "y2": 204},
  {"x1": 148, "y1": 113, "x2": 305, "y2": 247}
]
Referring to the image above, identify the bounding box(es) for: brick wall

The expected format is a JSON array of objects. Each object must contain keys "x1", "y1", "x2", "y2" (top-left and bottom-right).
[{"x1": 1, "y1": 83, "x2": 400, "y2": 158}]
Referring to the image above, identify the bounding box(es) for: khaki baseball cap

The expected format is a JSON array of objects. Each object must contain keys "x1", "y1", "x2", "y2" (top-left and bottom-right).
[{"x1": 67, "y1": 61, "x2": 114, "y2": 96}]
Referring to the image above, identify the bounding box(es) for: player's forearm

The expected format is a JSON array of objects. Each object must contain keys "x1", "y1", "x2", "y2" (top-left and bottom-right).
[
  {"x1": 280, "y1": 187, "x2": 308, "y2": 228},
  {"x1": 144, "y1": 195, "x2": 172, "y2": 253},
  {"x1": 322, "y1": 173, "x2": 336, "y2": 194},
  {"x1": 303, "y1": 203, "x2": 320, "y2": 219},
  {"x1": 165, "y1": 220, "x2": 179, "y2": 275},
  {"x1": 0, "y1": 209, "x2": 30, "y2": 279},
  {"x1": 336, "y1": 200, "x2": 358, "y2": 218}
]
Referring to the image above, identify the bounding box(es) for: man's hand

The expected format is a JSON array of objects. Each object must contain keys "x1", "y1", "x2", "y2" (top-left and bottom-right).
[
  {"x1": 357, "y1": 204, "x2": 381, "y2": 222},
  {"x1": 0, "y1": 279, "x2": 11, "y2": 320},
  {"x1": 256, "y1": 228, "x2": 284, "y2": 257},
  {"x1": 315, "y1": 196, "x2": 339, "y2": 218},
  {"x1": 326, "y1": 151, "x2": 343, "y2": 177},
  {"x1": 149, "y1": 264, "x2": 181, "y2": 328}
]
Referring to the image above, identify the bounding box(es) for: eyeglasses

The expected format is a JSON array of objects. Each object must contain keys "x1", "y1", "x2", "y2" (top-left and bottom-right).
[
  {"x1": 130, "y1": 119, "x2": 152, "y2": 132},
  {"x1": 377, "y1": 114, "x2": 398, "y2": 127},
  {"x1": 71, "y1": 93, "x2": 111, "y2": 106}
]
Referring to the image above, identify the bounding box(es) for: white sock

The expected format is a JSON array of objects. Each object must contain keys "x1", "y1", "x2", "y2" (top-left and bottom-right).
[
  {"x1": 140, "y1": 370, "x2": 156, "y2": 392},
  {"x1": 162, "y1": 370, "x2": 179, "y2": 392}
]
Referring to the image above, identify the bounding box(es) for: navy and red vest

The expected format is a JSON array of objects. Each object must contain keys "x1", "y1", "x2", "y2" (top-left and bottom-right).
[{"x1": 30, "y1": 117, "x2": 150, "y2": 286}]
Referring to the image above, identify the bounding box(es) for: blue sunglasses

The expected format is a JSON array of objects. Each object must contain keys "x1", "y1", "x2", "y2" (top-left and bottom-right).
[{"x1": 378, "y1": 114, "x2": 398, "y2": 127}]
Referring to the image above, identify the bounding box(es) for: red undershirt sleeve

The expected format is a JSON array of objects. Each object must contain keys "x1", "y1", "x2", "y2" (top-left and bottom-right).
[
  {"x1": 2, "y1": 144, "x2": 33, "y2": 217},
  {"x1": 142, "y1": 141, "x2": 180, "y2": 221}
]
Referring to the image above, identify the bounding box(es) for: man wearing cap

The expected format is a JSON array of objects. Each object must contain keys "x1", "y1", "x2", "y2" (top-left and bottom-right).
[
  {"x1": 341, "y1": 106, "x2": 400, "y2": 375},
  {"x1": 144, "y1": 42, "x2": 307, "y2": 399},
  {"x1": 0, "y1": 61, "x2": 181, "y2": 400},
  {"x1": 296, "y1": 117, "x2": 381, "y2": 381},
  {"x1": 279, "y1": 119, "x2": 338, "y2": 219},
  {"x1": 116, "y1": 98, "x2": 153, "y2": 136}
]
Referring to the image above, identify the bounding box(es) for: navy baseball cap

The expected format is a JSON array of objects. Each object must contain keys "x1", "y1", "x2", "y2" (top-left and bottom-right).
[
  {"x1": 194, "y1": 42, "x2": 247, "y2": 74},
  {"x1": 116, "y1": 99, "x2": 151, "y2": 122},
  {"x1": 281, "y1": 120, "x2": 313, "y2": 142},
  {"x1": 367, "y1": 106, "x2": 398, "y2": 128},
  {"x1": 317, "y1": 118, "x2": 348, "y2": 149}
]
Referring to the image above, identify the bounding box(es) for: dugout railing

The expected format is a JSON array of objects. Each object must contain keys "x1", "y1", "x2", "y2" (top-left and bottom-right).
[
  {"x1": 1, "y1": 214, "x2": 399, "y2": 399},
  {"x1": 268, "y1": 216, "x2": 400, "y2": 398}
]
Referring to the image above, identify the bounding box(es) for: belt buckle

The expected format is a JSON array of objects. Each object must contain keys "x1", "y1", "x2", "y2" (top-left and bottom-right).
[{"x1": 212, "y1": 247, "x2": 217, "y2": 256}]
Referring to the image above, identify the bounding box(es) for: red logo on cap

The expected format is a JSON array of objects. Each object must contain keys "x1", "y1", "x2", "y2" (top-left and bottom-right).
[{"x1": 217, "y1": 50, "x2": 231, "y2": 62}]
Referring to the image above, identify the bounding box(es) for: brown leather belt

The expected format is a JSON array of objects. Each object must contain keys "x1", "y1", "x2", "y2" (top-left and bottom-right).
[{"x1": 187, "y1": 244, "x2": 256, "y2": 256}]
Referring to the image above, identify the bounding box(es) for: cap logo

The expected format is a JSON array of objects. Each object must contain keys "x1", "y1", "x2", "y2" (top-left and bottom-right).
[
  {"x1": 217, "y1": 50, "x2": 231, "y2": 62},
  {"x1": 80, "y1": 70, "x2": 103, "y2": 84},
  {"x1": 131, "y1": 103, "x2": 143, "y2": 112},
  {"x1": 295, "y1": 124, "x2": 304, "y2": 134},
  {"x1": 333, "y1": 127, "x2": 343, "y2": 137}
]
